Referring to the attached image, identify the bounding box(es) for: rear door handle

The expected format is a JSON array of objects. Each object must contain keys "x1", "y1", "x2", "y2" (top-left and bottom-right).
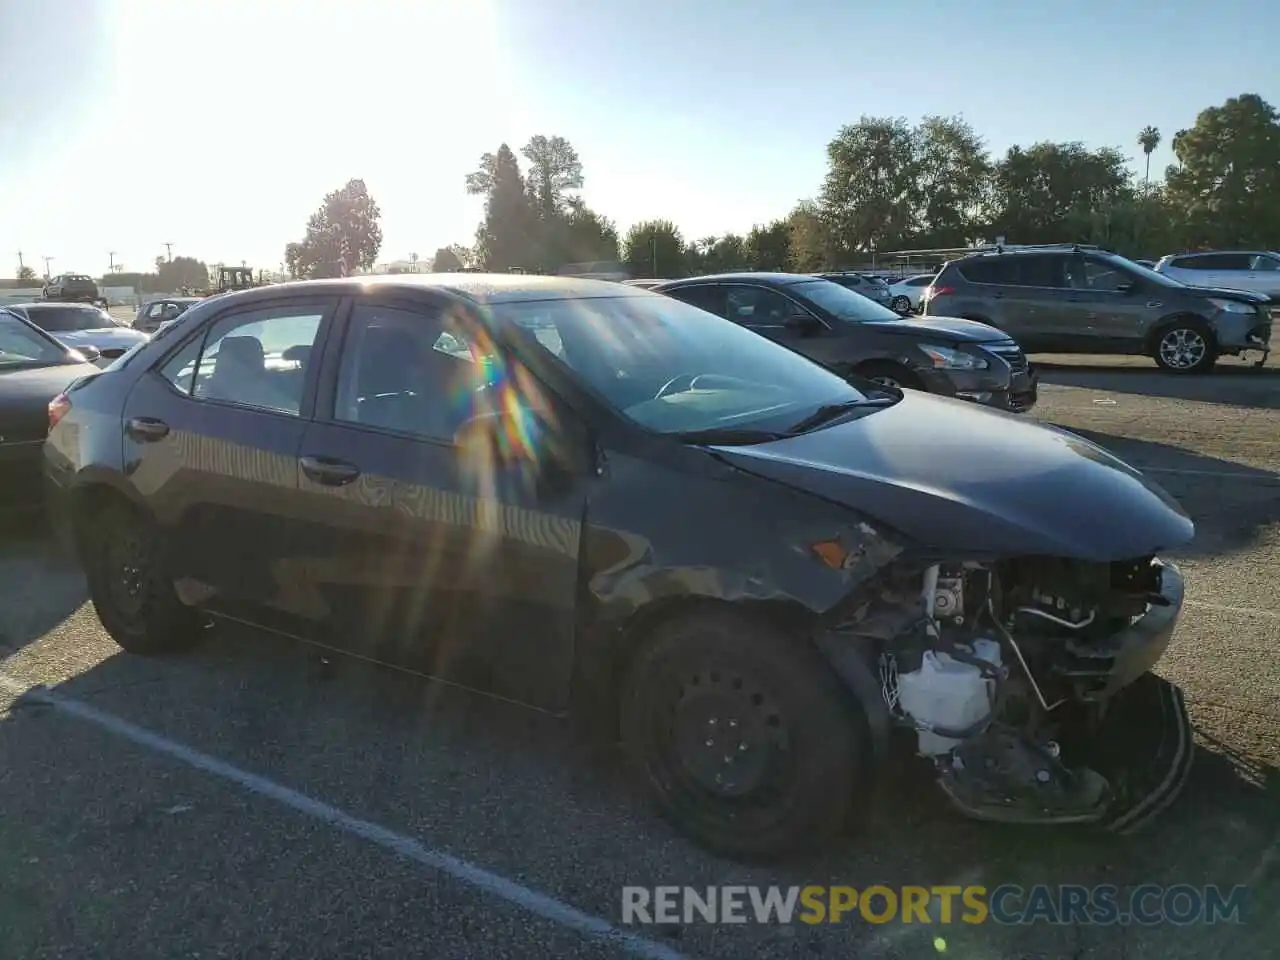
[
  {"x1": 299, "y1": 455, "x2": 361, "y2": 486},
  {"x1": 126, "y1": 417, "x2": 170, "y2": 442}
]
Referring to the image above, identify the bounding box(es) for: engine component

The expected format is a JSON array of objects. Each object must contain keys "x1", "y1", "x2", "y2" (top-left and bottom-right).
[
  {"x1": 897, "y1": 637, "x2": 1002, "y2": 756},
  {"x1": 937, "y1": 726, "x2": 1111, "y2": 825},
  {"x1": 933, "y1": 574, "x2": 965, "y2": 623}
]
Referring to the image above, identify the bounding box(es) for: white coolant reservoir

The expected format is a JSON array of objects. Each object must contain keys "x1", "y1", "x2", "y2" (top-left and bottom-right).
[{"x1": 897, "y1": 638, "x2": 1003, "y2": 757}]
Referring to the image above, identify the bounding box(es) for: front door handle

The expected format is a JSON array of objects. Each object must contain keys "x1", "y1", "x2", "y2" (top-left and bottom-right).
[
  {"x1": 299, "y1": 455, "x2": 361, "y2": 486},
  {"x1": 126, "y1": 417, "x2": 170, "y2": 442}
]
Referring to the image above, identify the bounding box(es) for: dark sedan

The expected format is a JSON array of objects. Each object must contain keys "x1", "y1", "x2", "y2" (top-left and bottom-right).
[
  {"x1": 655, "y1": 273, "x2": 1037, "y2": 413},
  {"x1": 47, "y1": 275, "x2": 1191, "y2": 860},
  {"x1": 0, "y1": 309, "x2": 101, "y2": 513}
]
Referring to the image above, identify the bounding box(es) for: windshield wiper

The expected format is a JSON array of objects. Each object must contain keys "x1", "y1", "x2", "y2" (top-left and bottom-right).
[
  {"x1": 677, "y1": 427, "x2": 791, "y2": 446},
  {"x1": 784, "y1": 397, "x2": 895, "y2": 435}
]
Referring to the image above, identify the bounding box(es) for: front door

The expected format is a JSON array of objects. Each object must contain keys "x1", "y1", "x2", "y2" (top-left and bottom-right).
[
  {"x1": 122, "y1": 295, "x2": 338, "y2": 621},
  {"x1": 293, "y1": 295, "x2": 587, "y2": 712}
]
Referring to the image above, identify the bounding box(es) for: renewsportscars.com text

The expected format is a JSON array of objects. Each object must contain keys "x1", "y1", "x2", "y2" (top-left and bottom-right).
[{"x1": 620, "y1": 884, "x2": 1248, "y2": 926}]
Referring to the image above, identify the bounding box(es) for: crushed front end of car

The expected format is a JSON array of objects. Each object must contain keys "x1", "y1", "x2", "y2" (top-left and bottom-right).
[{"x1": 823, "y1": 550, "x2": 1193, "y2": 833}]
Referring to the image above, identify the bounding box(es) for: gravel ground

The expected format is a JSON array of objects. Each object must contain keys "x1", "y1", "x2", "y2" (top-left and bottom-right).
[{"x1": 1, "y1": 355, "x2": 1277, "y2": 960}]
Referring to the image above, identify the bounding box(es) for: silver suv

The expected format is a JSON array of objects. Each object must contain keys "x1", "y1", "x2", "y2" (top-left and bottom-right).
[{"x1": 1154, "y1": 251, "x2": 1280, "y2": 299}]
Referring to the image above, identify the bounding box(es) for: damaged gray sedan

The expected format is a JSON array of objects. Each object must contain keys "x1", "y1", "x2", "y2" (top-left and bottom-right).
[{"x1": 45, "y1": 276, "x2": 1194, "y2": 861}]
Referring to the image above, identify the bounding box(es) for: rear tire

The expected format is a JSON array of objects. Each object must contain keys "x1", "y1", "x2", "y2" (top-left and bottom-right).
[
  {"x1": 853, "y1": 360, "x2": 923, "y2": 392},
  {"x1": 81, "y1": 499, "x2": 201, "y2": 655},
  {"x1": 619, "y1": 609, "x2": 864, "y2": 861},
  {"x1": 1152, "y1": 320, "x2": 1217, "y2": 374},
  {"x1": 891, "y1": 295, "x2": 912, "y2": 313}
]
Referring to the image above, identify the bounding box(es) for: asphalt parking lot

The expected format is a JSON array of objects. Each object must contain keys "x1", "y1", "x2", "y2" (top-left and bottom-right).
[{"x1": 2, "y1": 353, "x2": 1278, "y2": 960}]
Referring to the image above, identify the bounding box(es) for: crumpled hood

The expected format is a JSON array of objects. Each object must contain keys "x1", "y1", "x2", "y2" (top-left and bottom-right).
[
  {"x1": 861, "y1": 315, "x2": 1005, "y2": 342},
  {"x1": 711, "y1": 391, "x2": 1194, "y2": 561}
]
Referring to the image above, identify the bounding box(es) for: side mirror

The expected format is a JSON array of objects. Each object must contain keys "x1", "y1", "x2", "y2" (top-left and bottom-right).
[{"x1": 74, "y1": 344, "x2": 102, "y2": 363}]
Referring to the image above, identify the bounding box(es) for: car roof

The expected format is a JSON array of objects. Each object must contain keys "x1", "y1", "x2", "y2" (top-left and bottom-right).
[
  {"x1": 657, "y1": 272, "x2": 815, "y2": 287},
  {"x1": 207, "y1": 273, "x2": 655, "y2": 307}
]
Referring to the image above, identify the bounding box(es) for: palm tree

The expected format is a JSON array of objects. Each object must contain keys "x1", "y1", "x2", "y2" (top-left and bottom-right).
[{"x1": 1137, "y1": 126, "x2": 1161, "y2": 193}]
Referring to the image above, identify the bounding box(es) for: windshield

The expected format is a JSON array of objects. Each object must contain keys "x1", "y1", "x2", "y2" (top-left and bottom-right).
[
  {"x1": 0, "y1": 311, "x2": 76, "y2": 367},
  {"x1": 789, "y1": 279, "x2": 902, "y2": 323},
  {"x1": 490, "y1": 293, "x2": 872, "y2": 436},
  {"x1": 26, "y1": 305, "x2": 118, "y2": 331},
  {"x1": 1105, "y1": 253, "x2": 1186, "y2": 288}
]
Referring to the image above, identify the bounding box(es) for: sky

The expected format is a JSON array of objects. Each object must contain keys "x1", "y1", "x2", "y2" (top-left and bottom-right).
[{"x1": 1, "y1": 0, "x2": 1276, "y2": 278}]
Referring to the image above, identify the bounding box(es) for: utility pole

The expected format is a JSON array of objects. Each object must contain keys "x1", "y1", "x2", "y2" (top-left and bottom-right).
[
  {"x1": 42, "y1": 255, "x2": 54, "y2": 279},
  {"x1": 162, "y1": 242, "x2": 174, "y2": 261},
  {"x1": 16, "y1": 250, "x2": 24, "y2": 274},
  {"x1": 108, "y1": 251, "x2": 118, "y2": 273}
]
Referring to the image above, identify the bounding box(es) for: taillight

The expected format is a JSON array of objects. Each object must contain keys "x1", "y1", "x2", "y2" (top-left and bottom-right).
[
  {"x1": 48, "y1": 393, "x2": 71, "y2": 430},
  {"x1": 924, "y1": 285, "x2": 955, "y2": 300}
]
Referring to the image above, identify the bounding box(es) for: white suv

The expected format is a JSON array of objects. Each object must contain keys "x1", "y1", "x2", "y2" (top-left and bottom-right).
[{"x1": 1154, "y1": 251, "x2": 1280, "y2": 300}]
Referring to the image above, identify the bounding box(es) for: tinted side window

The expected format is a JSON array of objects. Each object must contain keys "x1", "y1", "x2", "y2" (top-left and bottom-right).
[
  {"x1": 957, "y1": 258, "x2": 1017, "y2": 284},
  {"x1": 665, "y1": 285, "x2": 727, "y2": 317},
  {"x1": 1250, "y1": 254, "x2": 1280, "y2": 272},
  {"x1": 1075, "y1": 257, "x2": 1131, "y2": 291},
  {"x1": 187, "y1": 304, "x2": 326, "y2": 415},
  {"x1": 334, "y1": 302, "x2": 483, "y2": 442},
  {"x1": 158, "y1": 334, "x2": 205, "y2": 395},
  {"x1": 725, "y1": 286, "x2": 798, "y2": 329},
  {"x1": 1014, "y1": 255, "x2": 1063, "y2": 288}
]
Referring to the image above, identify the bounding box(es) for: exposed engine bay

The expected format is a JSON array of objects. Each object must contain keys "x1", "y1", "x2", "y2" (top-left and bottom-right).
[{"x1": 834, "y1": 555, "x2": 1193, "y2": 833}]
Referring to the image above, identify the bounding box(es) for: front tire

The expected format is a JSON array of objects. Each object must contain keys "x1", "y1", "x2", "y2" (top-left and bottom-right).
[
  {"x1": 619, "y1": 610, "x2": 864, "y2": 861},
  {"x1": 81, "y1": 499, "x2": 200, "y2": 655},
  {"x1": 853, "y1": 360, "x2": 923, "y2": 392},
  {"x1": 891, "y1": 295, "x2": 912, "y2": 313},
  {"x1": 1153, "y1": 320, "x2": 1217, "y2": 373}
]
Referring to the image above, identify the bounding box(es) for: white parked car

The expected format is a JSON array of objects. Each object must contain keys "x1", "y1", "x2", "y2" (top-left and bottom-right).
[
  {"x1": 7, "y1": 302, "x2": 149, "y2": 366},
  {"x1": 1153, "y1": 251, "x2": 1280, "y2": 300},
  {"x1": 887, "y1": 274, "x2": 936, "y2": 313}
]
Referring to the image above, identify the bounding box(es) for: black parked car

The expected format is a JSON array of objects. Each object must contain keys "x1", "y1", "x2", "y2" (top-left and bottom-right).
[
  {"x1": 0, "y1": 309, "x2": 101, "y2": 513},
  {"x1": 655, "y1": 273, "x2": 1037, "y2": 413},
  {"x1": 46, "y1": 275, "x2": 1192, "y2": 860}
]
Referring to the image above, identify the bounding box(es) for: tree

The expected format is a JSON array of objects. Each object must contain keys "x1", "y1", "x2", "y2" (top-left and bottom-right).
[
  {"x1": 913, "y1": 115, "x2": 992, "y2": 248},
  {"x1": 1137, "y1": 125, "x2": 1161, "y2": 194},
  {"x1": 430, "y1": 246, "x2": 465, "y2": 272},
  {"x1": 283, "y1": 179, "x2": 383, "y2": 279},
  {"x1": 468, "y1": 144, "x2": 538, "y2": 271},
  {"x1": 787, "y1": 201, "x2": 839, "y2": 272},
  {"x1": 819, "y1": 117, "x2": 919, "y2": 254},
  {"x1": 16, "y1": 265, "x2": 36, "y2": 281},
  {"x1": 987, "y1": 142, "x2": 1134, "y2": 244},
  {"x1": 554, "y1": 199, "x2": 620, "y2": 264},
  {"x1": 1163, "y1": 94, "x2": 1280, "y2": 249},
  {"x1": 156, "y1": 255, "x2": 210, "y2": 292},
  {"x1": 621, "y1": 219, "x2": 686, "y2": 278},
  {"x1": 521, "y1": 135, "x2": 584, "y2": 220},
  {"x1": 744, "y1": 220, "x2": 791, "y2": 271}
]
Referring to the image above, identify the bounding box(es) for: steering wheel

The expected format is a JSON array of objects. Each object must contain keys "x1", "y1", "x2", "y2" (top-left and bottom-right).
[{"x1": 654, "y1": 372, "x2": 701, "y2": 399}]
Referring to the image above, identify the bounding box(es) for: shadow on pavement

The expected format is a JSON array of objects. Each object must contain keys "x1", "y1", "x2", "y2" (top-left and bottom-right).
[
  {"x1": 1061, "y1": 427, "x2": 1280, "y2": 560},
  {"x1": 1032, "y1": 360, "x2": 1280, "y2": 410},
  {"x1": 2, "y1": 618, "x2": 1275, "y2": 959},
  {"x1": 0, "y1": 512, "x2": 87, "y2": 657}
]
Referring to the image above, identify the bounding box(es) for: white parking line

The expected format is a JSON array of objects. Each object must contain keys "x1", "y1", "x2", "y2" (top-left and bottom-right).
[{"x1": 0, "y1": 674, "x2": 690, "y2": 960}]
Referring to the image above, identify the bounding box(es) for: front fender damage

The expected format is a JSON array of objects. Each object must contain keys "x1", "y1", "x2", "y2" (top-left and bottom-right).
[{"x1": 818, "y1": 551, "x2": 1194, "y2": 835}]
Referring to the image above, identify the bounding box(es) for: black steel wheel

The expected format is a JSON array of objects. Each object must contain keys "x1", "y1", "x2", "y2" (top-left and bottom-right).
[
  {"x1": 620, "y1": 610, "x2": 865, "y2": 861},
  {"x1": 82, "y1": 499, "x2": 200, "y2": 655}
]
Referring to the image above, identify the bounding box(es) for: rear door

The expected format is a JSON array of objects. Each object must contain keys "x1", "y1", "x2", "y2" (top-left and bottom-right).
[
  {"x1": 291, "y1": 294, "x2": 587, "y2": 712},
  {"x1": 122, "y1": 294, "x2": 338, "y2": 623}
]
